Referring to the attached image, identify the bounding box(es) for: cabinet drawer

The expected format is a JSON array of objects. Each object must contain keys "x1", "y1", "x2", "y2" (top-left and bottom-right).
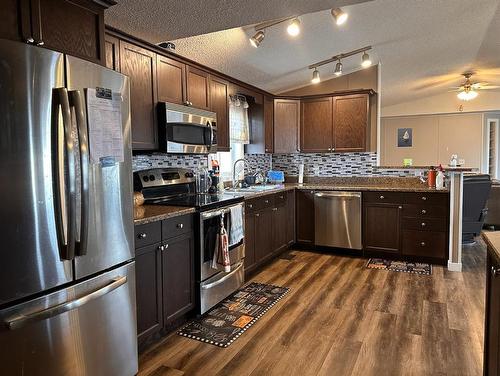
[
  {"x1": 402, "y1": 217, "x2": 447, "y2": 232},
  {"x1": 403, "y1": 192, "x2": 448, "y2": 206},
  {"x1": 403, "y1": 204, "x2": 448, "y2": 219},
  {"x1": 247, "y1": 195, "x2": 275, "y2": 212},
  {"x1": 162, "y1": 214, "x2": 193, "y2": 239},
  {"x1": 274, "y1": 191, "x2": 288, "y2": 207},
  {"x1": 135, "y1": 221, "x2": 162, "y2": 248},
  {"x1": 363, "y1": 191, "x2": 404, "y2": 204},
  {"x1": 401, "y1": 230, "x2": 447, "y2": 259}
]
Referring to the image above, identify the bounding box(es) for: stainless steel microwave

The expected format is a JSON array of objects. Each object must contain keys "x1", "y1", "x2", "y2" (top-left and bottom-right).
[{"x1": 158, "y1": 102, "x2": 217, "y2": 154}]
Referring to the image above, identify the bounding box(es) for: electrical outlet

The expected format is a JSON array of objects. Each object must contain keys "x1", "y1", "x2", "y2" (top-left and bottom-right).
[{"x1": 459, "y1": 159, "x2": 465, "y2": 166}]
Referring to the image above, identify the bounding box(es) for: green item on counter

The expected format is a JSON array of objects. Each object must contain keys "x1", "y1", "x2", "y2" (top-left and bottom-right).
[{"x1": 403, "y1": 158, "x2": 413, "y2": 167}]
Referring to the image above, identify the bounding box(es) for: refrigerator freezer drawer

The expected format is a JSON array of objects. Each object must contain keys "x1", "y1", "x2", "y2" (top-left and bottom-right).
[{"x1": 0, "y1": 262, "x2": 137, "y2": 376}]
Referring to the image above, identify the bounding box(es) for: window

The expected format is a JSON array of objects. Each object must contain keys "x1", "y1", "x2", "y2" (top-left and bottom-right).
[
  {"x1": 487, "y1": 118, "x2": 500, "y2": 179},
  {"x1": 215, "y1": 96, "x2": 250, "y2": 182}
]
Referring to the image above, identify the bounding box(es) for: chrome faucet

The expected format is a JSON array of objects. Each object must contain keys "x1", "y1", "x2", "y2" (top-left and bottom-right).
[{"x1": 233, "y1": 158, "x2": 245, "y2": 188}]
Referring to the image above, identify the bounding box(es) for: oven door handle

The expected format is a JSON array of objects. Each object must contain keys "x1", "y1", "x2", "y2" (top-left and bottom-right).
[
  {"x1": 202, "y1": 203, "x2": 243, "y2": 219},
  {"x1": 201, "y1": 262, "x2": 244, "y2": 290}
]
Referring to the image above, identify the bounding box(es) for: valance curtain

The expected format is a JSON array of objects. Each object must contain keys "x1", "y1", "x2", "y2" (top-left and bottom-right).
[{"x1": 229, "y1": 97, "x2": 250, "y2": 144}]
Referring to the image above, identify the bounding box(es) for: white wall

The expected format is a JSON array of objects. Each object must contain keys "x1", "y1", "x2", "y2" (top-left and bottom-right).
[
  {"x1": 382, "y1": 90, "x2": 500, "y2": 117},
  {"x1": 380, "y1": 113, "x2": 485, "y2": 169}
]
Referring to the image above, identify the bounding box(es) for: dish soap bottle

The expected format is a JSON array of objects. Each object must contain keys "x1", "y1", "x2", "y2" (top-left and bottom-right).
[{"x1": 436, "y1": 164, "x2": 445, "y2": 190}]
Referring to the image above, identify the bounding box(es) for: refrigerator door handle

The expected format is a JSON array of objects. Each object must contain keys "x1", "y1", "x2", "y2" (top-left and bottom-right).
[
  {"x1": 69, "y1": 90, "x2": 90, "y2": 256},
  {"x1": 5, "y1": 276, "x2": 127, "y2": 330},
  {"x1": 52, "y1": 88, "x2": 77, "y2": 261}
]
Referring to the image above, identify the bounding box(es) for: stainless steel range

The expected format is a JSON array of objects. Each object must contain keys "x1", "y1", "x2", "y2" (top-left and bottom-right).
[{"x1": 134, "y1": 168, "x2": 246, "y2": 314}]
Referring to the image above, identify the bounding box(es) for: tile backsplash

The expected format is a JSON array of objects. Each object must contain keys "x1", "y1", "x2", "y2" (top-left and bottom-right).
[
  {"x1": 132, "y1": 152, "x2": 413, "y2": 178},
  {"x1": 132, "y1": 154, "x2": 208, "y2": 172},
  {"x1": 246, "y1": 152, "x2": 413, "y2": 178}
]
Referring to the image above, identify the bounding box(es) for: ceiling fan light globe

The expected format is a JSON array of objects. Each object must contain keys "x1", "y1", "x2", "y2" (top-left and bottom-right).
[{"x1": 287, "y1": 18, "x2": 301, "y2": 37}]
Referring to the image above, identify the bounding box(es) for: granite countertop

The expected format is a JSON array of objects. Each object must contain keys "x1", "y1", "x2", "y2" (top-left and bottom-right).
[
  {"x1": 375, "y1": 165, "x2": 478, "y2": 172},
  {"x1": 134, "y1": 205, "x2": 196, "y2": 225},
  {"x1": 289, "y1": 183, "x2": 448, "y2": 193},
  {"x1": 482, "y1": 231, "x2": 500, "y2": 261}
]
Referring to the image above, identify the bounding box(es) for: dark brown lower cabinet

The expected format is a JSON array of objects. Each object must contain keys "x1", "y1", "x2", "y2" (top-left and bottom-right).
[
  {"x1": 134, "y1": 214, "x2": 195, "y2": 349},
  {"x1": 363, "y1": 203, "x2": 402, "y2": 253},
  {"x1": 244, "y1": 191, "x2": 295, "y2": 276},
  {"x1": 362, "y1": 191, "x2": 449, "y2": 264},
  {"x1": 162, "y1": 232, "x2": 195, "y2": 324},
  {"x1": 296, "y1": 190, "x2": 315, "y2": 244},
  {"x1": 254, "y1": 208, "x2": 274, "y2": 263},
  {"x1": 135, "y1": 242, "x2": 163, "y2": 346},
  {"x1": 485, "y1": 248, "x2": 500, "y2": 376}
]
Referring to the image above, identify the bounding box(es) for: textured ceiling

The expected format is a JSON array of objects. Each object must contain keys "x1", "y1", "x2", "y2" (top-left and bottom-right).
[
  {"x1": 166, "y1": 0, "x2": 500, "y2": 106},
  {"x1": 105, "y1": 0, "x2": 371, "y2": 41}
]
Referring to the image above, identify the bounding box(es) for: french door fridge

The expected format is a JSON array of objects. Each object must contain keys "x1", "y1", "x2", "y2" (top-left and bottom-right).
[{"x1": 0, "y1": 39, "x2": 137, "y2": 376}]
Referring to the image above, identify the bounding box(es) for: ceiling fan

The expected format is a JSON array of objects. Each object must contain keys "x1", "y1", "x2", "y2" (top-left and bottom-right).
[{"x1": 450, "y1": 72, "x2": 500, "y2": 101}]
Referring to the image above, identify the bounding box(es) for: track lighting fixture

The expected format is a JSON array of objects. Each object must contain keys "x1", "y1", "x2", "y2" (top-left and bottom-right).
[
  {"x1": 361, "y1": 51, "x2": 372, "y2": 68},
  {"x1": 308, "y1": 46, "x2": 373, "y2": 83},
  {"x1": 334, "y1": 60, "x2": 343, "y2": 76},
  {"x1": 331, "y1": 8, "x2": 348, "y2": 25},
  {"x1": 287, "y1": 18, "x2": 301, "y2": 36},
  {"x1": 249, "y1": 30, "x2": 265, "y2": 48},
  {"x1": 311, "y1": 68, "x2": 321, "y2": 84}
]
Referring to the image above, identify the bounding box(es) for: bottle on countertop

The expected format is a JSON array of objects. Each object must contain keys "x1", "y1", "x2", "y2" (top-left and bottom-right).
[{"x1": 436, "y1": 164, "x2": 446, "y2": 190}]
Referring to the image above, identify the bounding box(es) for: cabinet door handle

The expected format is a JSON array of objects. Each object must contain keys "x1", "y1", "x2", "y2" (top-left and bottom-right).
[
  {"x1": 164, "y1": 244, "x2": 169, "y2": 249},
  {"x1": 380, "y1": 195, "x2": 385, "y2": 199},
  {"x1": 255, "y1": 213, "x2": 260, "y2": 217},
  {"x1": 398, "y1": 206, "x2": 403, "y2": 209},
  {"x1": 421, "y1": 222, "x2": 426, "y2": 227},
  {"x1": 421, "y1": 242, "x2": 426, "y2": 247},
  {"x1": 279, "y1": 195, "x2": 284, "y2": 199},
  {"x1": 137, "y1": 233, "x2": 147, "y2": 239},
  {"x1": 248, "y1": 204, "x2": 253, "y2": 208},
  {"x1": 177, "y1": 223, "x2": 184, "y2": 229},
  {"x1": 26, "y1": 37, "x2": 35, "y2": 44},
  {"x1": 492, "y1": 266, "x2": 500, "y2": 277},
  {"x1": 272, "y1": 207, "x2": 278, "y2": 211},
  {"x1": 264, "y1": 200, "x2": 269, "y2": 203},
  {"x1": 421, "y1": 196, "x2": 427, "y2": 201},
  {"x1": 36, "y1": 40, "x2": 44, "y2": 46},
  {"x1": 421, "y1": 209, "x2": 427, "y2": 214},
  {"x1": 158, "y1": 245, "x2": 165, "y2": 251}
]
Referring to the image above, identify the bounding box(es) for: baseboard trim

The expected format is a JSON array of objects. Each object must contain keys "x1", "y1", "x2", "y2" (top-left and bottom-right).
[{"x1": 447, "y1": 260, "x2": 463, "y2": 272}]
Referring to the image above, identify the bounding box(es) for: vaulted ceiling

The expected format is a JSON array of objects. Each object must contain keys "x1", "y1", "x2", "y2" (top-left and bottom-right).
[{"x1": 106, "y1": 0, "x2": 500, "y2": 107}]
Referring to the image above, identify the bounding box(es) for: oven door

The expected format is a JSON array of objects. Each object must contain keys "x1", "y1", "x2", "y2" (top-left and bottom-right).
[{"x1": 200, "y1": 203, "x2": 245, "y2": 282}]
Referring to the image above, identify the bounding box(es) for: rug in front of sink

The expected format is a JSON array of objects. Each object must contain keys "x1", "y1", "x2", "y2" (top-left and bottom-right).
[{"x1": 178, "y1": 282, "x2": 289, "y2": 348}]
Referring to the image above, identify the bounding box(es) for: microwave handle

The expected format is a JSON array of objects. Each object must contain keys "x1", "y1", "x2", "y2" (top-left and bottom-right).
[{"x1": 209, "y1": 122, "x2": 214, "y2": 145}]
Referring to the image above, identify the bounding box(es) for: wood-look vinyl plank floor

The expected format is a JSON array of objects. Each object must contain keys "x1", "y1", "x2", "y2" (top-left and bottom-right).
[{"x1": 139, "y1": 242, "x2": 486, "y2": 376}]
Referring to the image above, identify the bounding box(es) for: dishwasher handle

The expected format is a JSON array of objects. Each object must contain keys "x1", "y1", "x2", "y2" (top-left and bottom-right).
[{"x1": 314, "y1": 191, "x2": 361, "y2": 199}]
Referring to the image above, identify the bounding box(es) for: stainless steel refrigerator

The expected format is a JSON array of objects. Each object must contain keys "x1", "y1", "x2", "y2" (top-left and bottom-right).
[{"x1": 0, "y1": 39, "x2": 137, "y2": 376}]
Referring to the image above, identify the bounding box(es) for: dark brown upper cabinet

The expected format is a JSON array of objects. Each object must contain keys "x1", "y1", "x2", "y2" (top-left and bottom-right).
[
  {"x1": 264, "y1": 96, "x2": 274, "y2": 153},
  {"x1": 119, "y1": 41, "x2": 157, "y2": 150},
  {"x1": 157, "y1": 55, "x2": 186, "y2": 105},
  {"x1": 274, "y1": 99, "x2": 300, "y2": 154},
  {"x1": 104, "y1": 34, "x2": 120, "y2": 71},
  {"x1": 300, "y1": 97, "x2": 333, "y2": 153},
  {"x1": 210, "y1": 76, "x2": 230, "y2": 152},
  {"x1": 333, "y1": 94, "x2": 369, "y2": 152},
  {"x1": 186, "y1": 66, "x2": 210, "y2": 110},
  {"x1": 0, "y1": 0, "x2": 112, "y2": 65}
]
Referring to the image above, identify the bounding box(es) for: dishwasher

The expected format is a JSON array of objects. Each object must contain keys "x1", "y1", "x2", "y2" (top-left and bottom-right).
[{"x1": 314, "y1": 191, "x2": 362, "y2": 250}]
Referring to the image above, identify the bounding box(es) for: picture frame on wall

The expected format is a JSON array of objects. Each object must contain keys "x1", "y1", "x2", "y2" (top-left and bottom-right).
[{"x1": 397, "y1": 128, "x2": 412, "y2": 147}]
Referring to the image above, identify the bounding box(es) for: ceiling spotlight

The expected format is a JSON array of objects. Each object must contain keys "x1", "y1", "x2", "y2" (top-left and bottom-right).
[
  {"x1": 331, "y1": 8, "x2": 348, "y2": 25},
  {"x1": 249, "y1": 30, "x2": 265, "y2": 48},
  {"x1": 361, "y1": 51, "x2": 372, "y2": 68},
  {"x1": 287, "y1": 18, "x2": 301, "y2": 37},
  {"x1": 311, "y1": 68, "x2": 321, "y2": 84},
  {"x1": 334, "y1": 60, "x2": 343, "y2": 76}
]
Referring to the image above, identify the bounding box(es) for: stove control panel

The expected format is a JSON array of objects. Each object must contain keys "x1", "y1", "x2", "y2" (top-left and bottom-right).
[{"x1": 134, "y1": 168, "x2": 196, "y2": 190}]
